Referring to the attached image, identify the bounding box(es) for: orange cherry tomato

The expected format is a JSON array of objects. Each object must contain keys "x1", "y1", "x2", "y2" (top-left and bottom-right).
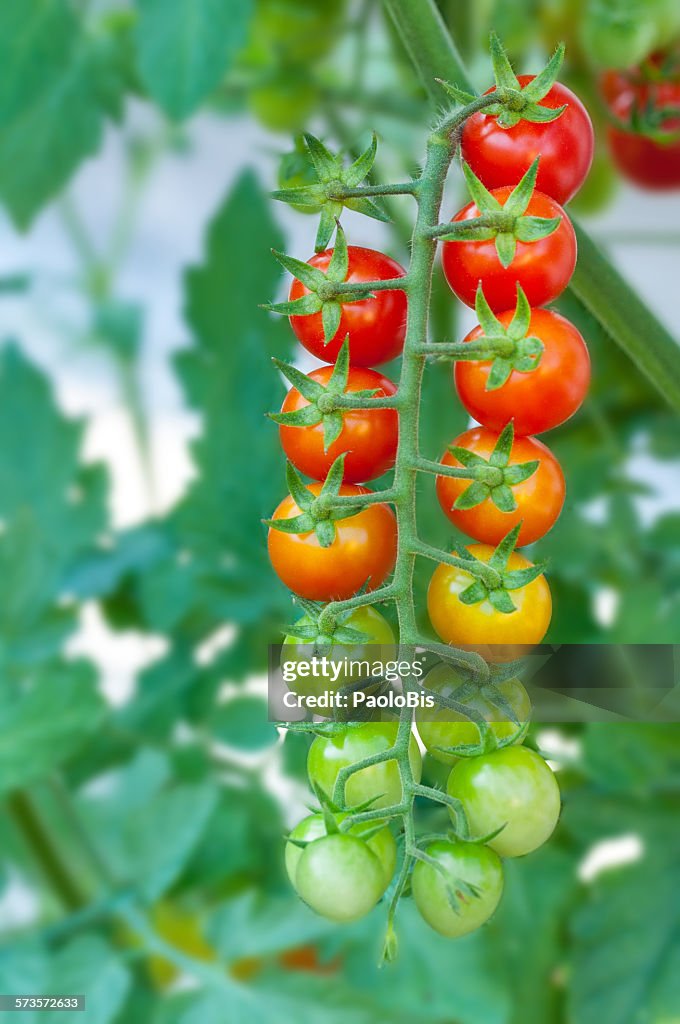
[
  {"x1": 268, "y1": 483, "x2": 397, "y2": 601},
  {"x1": 436, "y1": 427, "x2": 565, "y2": 546}
]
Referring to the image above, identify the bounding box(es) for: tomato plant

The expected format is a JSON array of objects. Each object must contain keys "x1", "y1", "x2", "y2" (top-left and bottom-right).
[
  {"x1": 288, "y1": 246, "x2": 408, "y2": 365},
  {"x1": 442, "y1": 185, "x2": 577, "y2": 311},
  {"x1": 436, "y1": 425, "x2": 566, "y2": 546},
  {"x1": 267, "y1": 482, "x2": 397, "y2": 601},
  {"x1": 427, "y1": 543, "x2": 552, "y2": 654},
  {"x1": 307, "y1": 722, "x2": 422, "y2": 809},
  {"x1": 416, "y1": 664, "x2": 531, "y2": 764},
  {"x1": 278, "y1": 363, "x2": 398, "y2": 483},
  {"x1": 455, "y1": 305, "x2": 590, "y2": 435},
  {"x1": 412, "y1": 840, "x2": 504, "y2": 937},
  {"x1": 462, "y1": 76, "x2": 594, "y2": 204},
  {"x1": 446, "y1": 746, "x2": 561, "y2": 857}
]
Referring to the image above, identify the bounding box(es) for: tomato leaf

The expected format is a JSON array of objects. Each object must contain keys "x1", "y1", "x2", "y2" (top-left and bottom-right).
[{"x1": 134, "y1": 0, "x2": 252, "y2": 119}]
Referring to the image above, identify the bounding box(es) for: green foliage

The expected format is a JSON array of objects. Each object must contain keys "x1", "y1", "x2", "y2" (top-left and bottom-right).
[
  {"x1": 134, "y1": 0, "x2": 253, "y2": 119},
  {"x1": 0, "y1": 0, "x2": 119, "y2": 228}
]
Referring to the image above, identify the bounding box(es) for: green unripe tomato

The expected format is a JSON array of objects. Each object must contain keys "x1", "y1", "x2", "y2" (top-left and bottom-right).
[
  {"x1": 580, "y1": 0, "x2": 657, "y2": 68},
  {"x1": 295, "y1": 833, "x2": 385, "y2": 922},
  {"x1": 283, "y1": 606, "x2": 397, "y2": 698},
  {"x1": 307, "y1": 722, "x2": 422, "y2": 810},
  {"x1": 412, "y1": 840, "x2": 504, "y2": 937},
  {"x1": 254, "y1": 0, "x2": 345, "y2": 63},
  {"x1": 285, "y1": 812, "x2": 396, "y2": 893},
  {"x1": 446, "y1": 746, "x2": 561, "y2": 858},
  {"x1": 250, "y1": 81, "x2": 316, "y2": 132},
  {"x1": 416, "y1": 665, "x2": 531, "y2": 765},
  {"x1": 568, "y1": 147, "x2": 618, "y2": 215}
]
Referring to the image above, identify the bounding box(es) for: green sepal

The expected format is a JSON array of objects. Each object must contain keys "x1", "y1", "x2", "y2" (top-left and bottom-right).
[
  {"x1": 262, "y1": 293, "x2": 322, "y2": 317},
  {"x1": 304, "y1": 133, "x2": 342, "y2": 179},
  {"x1": 459, "y1": 580, "x2": 489, "y2": 605},
  {"x1": 344, "y1": 132, "x2": 378, "y2": 187},
  {"x1": 475, "y1": 285, "x2": 503, "y2": 336},
  {"x1": 287, "y1": 462, "x2": 314, "y2": 510},
  {"x1": 485, "y1": 359, "x2": 514, "y2": 390},
  {"x1": 438, "y1": 222, "x2": 497, "y2": 243},
  {"x1": 271, "y1": 184, "x2": 326, "y2": 208},
  {"x1": 489, "y1": 31, "x2": 520, "y2": 91},
  {"x1": 345, "y1": 196, "x2": 391, "y2": 223},
  {"x1": 502, "y1": 562, "x2": 548, "y2": 590},
  {"x1": 488, "y1": 588, "x2": 517, "y2": 614},
  {"x1": 488, "y1": 523, "x2": 521, "y2": 572},
  {"x1": 489, "y1": 422, "x2": 514, "y2": 466},
  {"x1": 453, "y1": 481, "x2": 489, "y2": 510},
  {"x1": 269, "y1": 404, "x2": 322, "y2": 428},
  {"x1": 514, "y1": 216, "x2": 561, "y2": 243},
  {"x1": 437, "y1": 78, "x2": 478, "y2": 106},
  {"x1": 316, "y1": 204, "x2": 341, "y2": 251},
  {"x1": 507, "y1": 285, "x2": 531, "y2": 338},
  {"x1": 447, "y1": 445, "x2": 486, "y2": 468},
  {"x1": 485, "y1": 35, "x2": 566, "y2": 128},
  {"x1": 503, "y1": 460, "x2": 539, "y2": 485},
  {"x1": 521, "y1": 43, "x2": 566, "y2": 103},
  {"x1": 321, "y1": 453, "x2": 348, "y2": 497},
  {"x1": 327, "y1": 224, "x2": 349, "y2": 282},
  {"x1": 462, "y1": 161, "x2": 503, "y2": 213},
  {"x1": 322, "y1": 411, "x2": 345, "y2": 451},
  {"x1": 494, "y1": 232, "x2": 517, "y2": 269},
  {"x1": 489, "y1": 484, "x2": 517, "y2": 512},
  {"x1": 315, "y1": 519, "x2": 337, "y2": 548},
  {"x1": 503, "y1": 158, "x2": 540, "y2": 217},
  {"x1": 265, "y1": 511, "x2": 315, "y2": 534},
  {"x1": 272, "y1": 357, "x2": 325, "y2": 400},
  {"x1": 322, "y1": 302, "x2": 342, "y2": 344},
  {"x1": 272, "y1": 249, "x2": 327, "y2": 289}
]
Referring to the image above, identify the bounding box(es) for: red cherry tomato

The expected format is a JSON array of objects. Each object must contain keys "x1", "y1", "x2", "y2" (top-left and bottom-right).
[
  {"x1": 607, "y1": 81, "x2": 680, "y2": 190},
  {"x1": 455, "y1": 307, "x2": 590, "y2": 435},
  {"x1": 279, "y1": 365, "x2": 398, "y2": 483},
  {"x1": 461, "y1": 77, "x2": 594, "y2": 205},
  {"x1": 436, "y1": 427, "x2": 565, "y2": 546},
  {"x1": 267, "y1": 483, "x2": 397, "y2": 601},
  {"x1": 441, "y1": 189, "x2": 577, "y2": 311},
  {"x1": 289, "y1": 247, "x2": 407, "y2": 366}
]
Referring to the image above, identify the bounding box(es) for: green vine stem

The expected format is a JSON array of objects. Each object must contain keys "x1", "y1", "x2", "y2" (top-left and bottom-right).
[{"x1": 384, "y1": 0, "x2": 680, "y2": 412}]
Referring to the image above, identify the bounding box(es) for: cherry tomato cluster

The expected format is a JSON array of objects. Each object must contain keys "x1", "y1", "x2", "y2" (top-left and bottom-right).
[
  {"x1": 600, "y1": 54, "x2": 680, "y2": 190},
  {"x1": 267, "y1": 37, "x2": 591, "y2": 944}
]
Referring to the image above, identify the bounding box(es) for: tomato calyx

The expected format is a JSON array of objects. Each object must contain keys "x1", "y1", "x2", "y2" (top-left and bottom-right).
[
  {"x1": 610, "y1": 94, "x2": 680, "y2": 143},
  {"x1": 442, "y1": 422, "x2": 539, "y2": 514},
  {"x1": 284, "y1": 596, "x2": 375, "y2": 647},
  {"x1": 464, "y1": 284, "x2": 544, "y2": 389},
  {"x1": 440, "y1": 34, "x2": 567, "y2": 129},
  {"x1": 450, "y1": 524, "x2": 548, "y2": 614},
  {"x1": 264, "y1": 225, "x2": 390, "y2": 343},
  {"x1": 265, "y1": 456, "x2": 362, "y2": 547},
  {"x1": 271, "y1": 133, "x2": 390, "y2": 250},
  {"x1": 270, "y1": 340, "x2": 384, "y2": 451},
  {"x1": 435, "y1": 159, "x2": 562, "y2": 268}
]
